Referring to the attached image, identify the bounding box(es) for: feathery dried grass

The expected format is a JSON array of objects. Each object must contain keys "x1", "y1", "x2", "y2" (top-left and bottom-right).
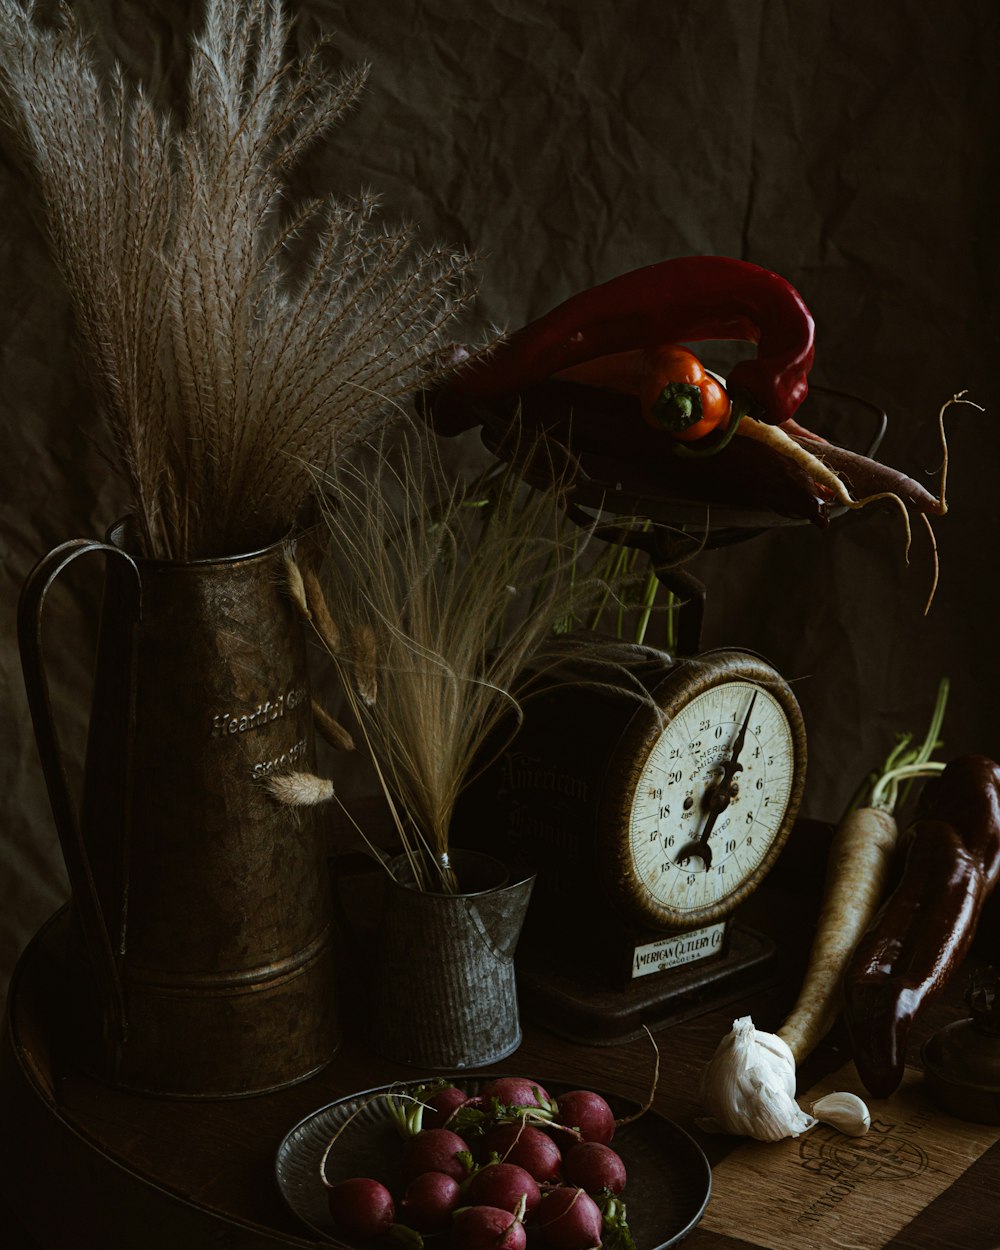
[
  {"x1": 264, "y1": 770, "x2": 335, "y2": 807},
  {"x1": 306, "y1": 426, "x2": 658, "y2": 891},
  {"x1": 0, "y1": 0, "x2": 478, "y2": 558}
]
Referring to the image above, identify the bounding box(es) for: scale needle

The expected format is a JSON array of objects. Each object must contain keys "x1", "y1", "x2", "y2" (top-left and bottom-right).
[{"x1": 674, "y1": 689, "x2": 758, "y2": 870}]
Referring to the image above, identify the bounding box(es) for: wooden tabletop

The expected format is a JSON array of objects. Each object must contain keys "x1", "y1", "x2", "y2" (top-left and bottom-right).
[{"x1": 3, "y1": 826, "x2": 999, "y2": 1250}]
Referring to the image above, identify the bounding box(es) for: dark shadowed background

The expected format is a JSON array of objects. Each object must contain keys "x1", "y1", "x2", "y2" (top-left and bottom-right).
[{"x1": 2, "y1": 0, "x2": 998, "y2": 1003}]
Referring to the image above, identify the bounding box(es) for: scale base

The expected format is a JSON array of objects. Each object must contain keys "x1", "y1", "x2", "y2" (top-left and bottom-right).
[{"x1": 517, "y1": 924, "x2": 775, "y2": 1045}]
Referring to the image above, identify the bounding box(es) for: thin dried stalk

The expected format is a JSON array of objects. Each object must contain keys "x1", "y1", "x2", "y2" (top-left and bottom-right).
[{"x1": 0, "y1": 0, "x2": 479, "y2": 558}]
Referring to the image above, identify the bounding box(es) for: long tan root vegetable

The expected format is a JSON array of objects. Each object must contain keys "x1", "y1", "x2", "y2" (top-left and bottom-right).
[
  {"x1": 737, "y1": 415, "x2": 913, "y2": 554},
  {"x1": 778, "y1": 393, "x2": 983, "y2": 613},
  {"x1": 775, "y1": 806, "x2": 898, "y2": 1062},
  {"x1": 786, "y1": 391, "x2": 983, "y2": 521},
  {"x1": 781, "y1": 677, "x2": 951, "y2": 1057},
  {"x1": 698, "y1": 679, "x2": 949, "y2": 1141}
]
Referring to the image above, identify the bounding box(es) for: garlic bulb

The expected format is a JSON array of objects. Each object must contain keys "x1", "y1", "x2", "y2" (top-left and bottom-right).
[
  {"x1": 811, "y1": 1091, "x2": 871, "y2": 1136},
  {"x1": 697, "y1": 1015, "x2": 816, "y2": 1141}
]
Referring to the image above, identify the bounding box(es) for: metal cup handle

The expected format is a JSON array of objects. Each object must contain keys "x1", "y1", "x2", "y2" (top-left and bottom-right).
[{"x1": 17, "y1": 539, "x2": 141, "y2": 1053}]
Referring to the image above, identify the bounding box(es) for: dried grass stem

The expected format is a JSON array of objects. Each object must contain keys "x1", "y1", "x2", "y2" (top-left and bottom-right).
[{"x1": 312, "y1": 427, "x2": 649, "y2": 885}]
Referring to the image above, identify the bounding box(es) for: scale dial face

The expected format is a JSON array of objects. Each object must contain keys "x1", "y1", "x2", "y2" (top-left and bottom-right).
[{"x1": 600, "y1": 651, "x2": 806, "y2": 933}]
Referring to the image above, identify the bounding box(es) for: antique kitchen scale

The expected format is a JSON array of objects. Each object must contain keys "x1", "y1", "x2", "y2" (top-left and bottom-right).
[{"x1": 428, "y1": 365, "x2": 888, "y2": 1043}]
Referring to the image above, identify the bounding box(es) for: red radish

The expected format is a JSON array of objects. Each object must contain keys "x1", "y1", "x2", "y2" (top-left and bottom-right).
[
  {"x1": 563, "y1": 1141, "x2": 627, "y2": 1195},
  {"x1": 536, "y1": 1186, "x2": 604, "y2": 1249},
  {"x1": 467, "y1": 1161, "x2": 542, "y2": 1215},
  {"x1": 422, "y1": 1084, "x2": 470, "y2": 1129},
  {"x1": 401, "y1": 1127, "x2": 471, "y2": 1182},
  {"x1": 326, "y1": 1177, "x2": 395, "y2": 1241},
  {"x1": 482, "y1": 1122, "x2": 562, "y2": 1182},
  {"x1": 399, "y1": 1170, "x2": 461, "y2": 1232},
  {"x1": 553, "y1": 1090, "x2": 616, "y2": 1145},
  {"x1": 479, "y1": 1076, "x2": 553, "y2": 1110},
  {"x1": 451, "y1": 1204, "x2": 527, "y2": 1250}
]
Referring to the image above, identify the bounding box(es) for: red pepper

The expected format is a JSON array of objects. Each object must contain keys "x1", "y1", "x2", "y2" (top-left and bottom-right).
[
  {"x1": 843, "y1": 755, "x2": 1000, "y2": 1098},
  {"x1": 444, "y1": 255, "x2": 815, "y2": 426},
  {"x1": 641, "y1": 345, "x2": 732, "y2": 440},
  {"x1": 556, "y1": 344, "x2": 733, "y2": 440}
]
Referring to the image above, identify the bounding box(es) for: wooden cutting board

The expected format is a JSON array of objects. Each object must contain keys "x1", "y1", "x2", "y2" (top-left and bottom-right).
[{"x1": 701, "y1": 1064, "x2": 1000, "y2": 1250}]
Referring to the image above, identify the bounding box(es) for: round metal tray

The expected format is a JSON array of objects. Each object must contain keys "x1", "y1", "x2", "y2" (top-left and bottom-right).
[{"x1": 276, "y1": 1075, "x2": 712, "y2": 1248}]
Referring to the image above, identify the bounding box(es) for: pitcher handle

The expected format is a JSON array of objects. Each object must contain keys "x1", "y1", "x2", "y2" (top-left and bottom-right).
[{"x1": 17, "y1": 539, "x2": 141, "y2": 1051}]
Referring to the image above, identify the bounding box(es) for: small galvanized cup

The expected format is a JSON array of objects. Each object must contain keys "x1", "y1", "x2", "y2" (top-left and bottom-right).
[{"x1": 369, "y1": 850, "x2": 535, "y2": 1069}]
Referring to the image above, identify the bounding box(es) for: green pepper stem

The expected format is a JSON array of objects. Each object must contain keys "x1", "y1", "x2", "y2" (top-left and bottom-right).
[
  {"x1": 671, "y1": 401, "x2": 747, "y2": 458},
  {"x1": 651, "y1": 381, "x2": 703, "y2": 431}
]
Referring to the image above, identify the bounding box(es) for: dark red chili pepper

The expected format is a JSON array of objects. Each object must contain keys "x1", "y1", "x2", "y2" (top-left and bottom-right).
[
  {"x1": 915, "y1": 758, "x2": 1000, "y2": 882},
  {"x1": 843, "y1": 755, "x2": 1000, "y2": 1098},
  {"x1": 441, "y1": 255, "x2": 815, "y2": 427}
]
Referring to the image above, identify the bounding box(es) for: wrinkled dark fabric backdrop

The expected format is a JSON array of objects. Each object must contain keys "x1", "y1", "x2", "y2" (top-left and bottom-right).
[{"x1": 2, "y1": 0, "x2": 998, "y2": 1002}]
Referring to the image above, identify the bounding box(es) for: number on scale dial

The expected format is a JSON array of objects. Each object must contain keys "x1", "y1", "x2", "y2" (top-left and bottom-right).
[{"x1": 628, "y1": 680, "x2": 795, "y2": 924}]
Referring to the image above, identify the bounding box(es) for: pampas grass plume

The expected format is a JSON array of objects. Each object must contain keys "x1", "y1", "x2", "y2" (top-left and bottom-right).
[
  {"x1": 303, "y1": 564, "x2": 342, "y2": 653},
  {"x1": 0, "y1": 0, "x2": 479, "y2": 558},
  {"x1": 350, "y1": 624, "x2": 379, "y2": 707},
  {"x1": 312, "y1": 700, "x2": 356, "y2": 752},
  {"x1": 264, "y1": 771, "x2": 335, "y2": 807},
  {"x1": 284, "y1": 553, "x2": 310, "y2": 620}
]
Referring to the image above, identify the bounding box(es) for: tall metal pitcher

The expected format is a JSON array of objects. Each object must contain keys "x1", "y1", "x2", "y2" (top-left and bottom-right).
[{"x1": 17, "y1": 523, "x2": 338, "y2": 1098}]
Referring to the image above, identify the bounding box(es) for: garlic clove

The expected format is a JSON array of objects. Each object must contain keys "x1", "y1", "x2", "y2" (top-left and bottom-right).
[{"x1": 811, "y1": 1090, "x2": 871, "y2": 1136}]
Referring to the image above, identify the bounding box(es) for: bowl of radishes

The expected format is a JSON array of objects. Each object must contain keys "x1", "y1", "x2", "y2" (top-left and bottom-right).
[{"x1": 276, "y1": 1073, "x2": 710, "y2": 1248}]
